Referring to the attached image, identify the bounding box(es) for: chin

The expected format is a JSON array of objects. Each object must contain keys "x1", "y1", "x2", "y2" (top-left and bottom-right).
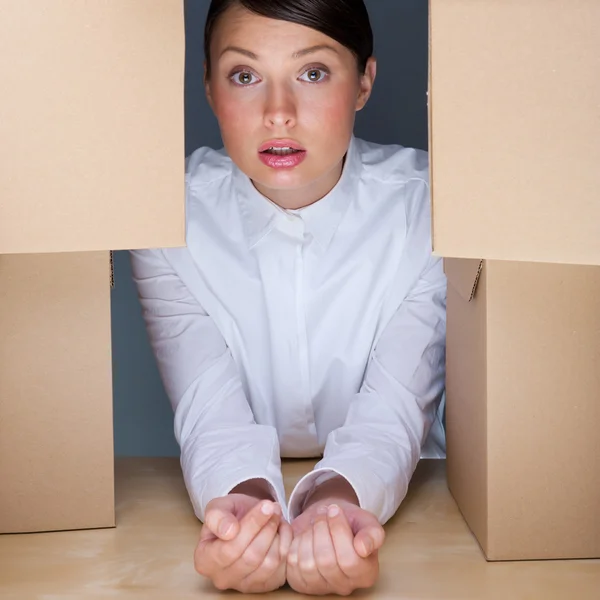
[{"x1": 252, "y1": 165, "x2": 312, "y2": 191}]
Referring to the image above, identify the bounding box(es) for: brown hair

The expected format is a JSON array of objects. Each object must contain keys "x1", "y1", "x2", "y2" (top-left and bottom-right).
[{"x1": 204, "y1": 0, "x2": 374, "y2": 78}]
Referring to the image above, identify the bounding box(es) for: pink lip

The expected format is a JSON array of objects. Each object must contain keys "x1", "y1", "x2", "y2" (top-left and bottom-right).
[
  {"x1": 259, "y1": 151, "x2": 307, "y2": 169},
  {"x1": 258, "y1": 139, "x2": 307, "y2": 170}
]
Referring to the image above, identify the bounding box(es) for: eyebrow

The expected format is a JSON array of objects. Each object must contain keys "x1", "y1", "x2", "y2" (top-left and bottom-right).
[
  {"x1": 219, "y1": 44, "x2": 339, "y2": 60},
  {"x1": 293, "y1": 44, "x2": 339, "y2": 59},
  {"x1": 219, "y1": 46, "x2": 258, "y2": 60}
]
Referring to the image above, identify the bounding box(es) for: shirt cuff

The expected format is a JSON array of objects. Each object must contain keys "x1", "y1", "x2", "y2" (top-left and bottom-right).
[
  {"x1": 288, "y1": 467, "x2": 362, "y2": 522},
  {"x1": 189, "y1": 464, "x2": 288, "y2": 523},
  {"x1": 288, "y1": 456, "x2": 403, "y2": 524}
]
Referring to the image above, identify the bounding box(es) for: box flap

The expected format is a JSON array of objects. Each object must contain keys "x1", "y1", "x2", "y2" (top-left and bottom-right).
[
  {"x1": 0, "y1": 1, "x2": 185, "y2": 254},
  {"x1": 444, "y1": 258, "x2": 484, "y2": 302},
  {"x1": 429, "y1": 0, "x2": 600, "y2": 266}
]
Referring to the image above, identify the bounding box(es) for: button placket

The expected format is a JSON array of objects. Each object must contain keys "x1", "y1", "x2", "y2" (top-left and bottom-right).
[{"x1": 294, "y1": 224, "x2": 317, "y2": 438}]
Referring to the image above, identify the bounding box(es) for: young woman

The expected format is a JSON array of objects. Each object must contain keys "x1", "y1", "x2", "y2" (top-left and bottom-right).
[{"x1": 131, "y1": 0, "x2": 446, "y2": 595}]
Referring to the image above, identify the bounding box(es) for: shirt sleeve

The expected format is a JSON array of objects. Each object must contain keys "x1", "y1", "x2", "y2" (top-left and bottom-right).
[
  {"x1": 130, "y1": 248, "x2": 287, "y2": 521},
  {"x1": 288, "y1": 251, "x2": 447, "y2": 524}
]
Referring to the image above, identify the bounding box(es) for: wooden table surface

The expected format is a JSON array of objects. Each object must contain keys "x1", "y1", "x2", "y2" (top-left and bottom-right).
[{"x1": 0, "y1": 458, "x2": 598, "y2": 599}]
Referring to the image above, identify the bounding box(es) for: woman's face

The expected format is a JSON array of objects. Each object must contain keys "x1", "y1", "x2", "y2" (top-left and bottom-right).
[{"x1": 205, "y1": 4, "x2": 376, "y2": 208}]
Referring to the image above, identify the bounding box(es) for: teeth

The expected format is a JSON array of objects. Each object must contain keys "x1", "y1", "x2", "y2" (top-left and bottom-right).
[{"x1": 267, "y1": 147, "x2": 297, "y2": 155}]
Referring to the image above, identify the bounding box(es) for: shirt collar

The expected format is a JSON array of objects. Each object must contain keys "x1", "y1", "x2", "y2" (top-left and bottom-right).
[{"x1": 235, "y1": 136, "x2": 361, "y2": 250}]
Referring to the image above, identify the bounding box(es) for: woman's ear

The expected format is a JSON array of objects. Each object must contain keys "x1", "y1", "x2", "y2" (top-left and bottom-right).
[
  {"x1": 204, "y1": 61, "x2": 215, "y2": 111},
  {"x1": 356, "y1": 57, "x2": 377, "y2": 112}
]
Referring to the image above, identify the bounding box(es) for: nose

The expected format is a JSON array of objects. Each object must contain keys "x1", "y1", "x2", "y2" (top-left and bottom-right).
[{"x1": 263, "y1": 82, "x2": 297, "y2": 129}]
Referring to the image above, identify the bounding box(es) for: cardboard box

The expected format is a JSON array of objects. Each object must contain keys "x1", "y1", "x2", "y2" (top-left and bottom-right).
[
  {"x1": 429, "y1": 0, "x2": 600, "y2": 265},
  {"x1": 445, "y1": 258, "x2": 600, "y2": 560},
  {"x1": 0, "y1": 1, "x2": 185, "y2": 533},
  {"x1": 0, "y1": 252, "x2": 114, "y2": 534},
  {"x1": 0, "y1": 0, "x2": 185, "y2": 254}
]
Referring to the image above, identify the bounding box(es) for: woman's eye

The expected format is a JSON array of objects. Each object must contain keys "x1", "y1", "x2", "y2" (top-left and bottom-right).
[
  {"x1": 300, "y1": 68, "x2": 328, "y2": 83},
  {"x1": 232, "y1": 71, "x2": 257, "y2": 86}
]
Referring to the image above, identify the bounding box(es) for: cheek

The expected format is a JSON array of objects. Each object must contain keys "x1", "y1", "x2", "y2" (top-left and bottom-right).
[
  {"x1": 211, "y1": 87, "x2": 258, "y2": 142},
  {"x1": 300, "y1": 86, "x2": 357, "y2": 138}
]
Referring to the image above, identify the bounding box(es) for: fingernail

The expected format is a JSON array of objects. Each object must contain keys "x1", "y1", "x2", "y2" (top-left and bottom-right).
[
  {"x1": 328, "y1": 504, "x2": 340, "y2": 518},
  {"x1": 218, "y1": 519, "x2": 233, "y2": 537},
  {"x1": 363, "y1": 538, "x2": 373, "y2": 555},
  {"x1": 261, "y1": 501, "x2": 274, "y2": 516}
]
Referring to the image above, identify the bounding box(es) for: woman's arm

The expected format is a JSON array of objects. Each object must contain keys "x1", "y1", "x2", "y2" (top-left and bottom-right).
[
  {"x1": 288, "y1": 249, "x2": 447, "y2": 525},
  {"x1": 130, "y1": 248, "x2": 287, "y2": 521}
]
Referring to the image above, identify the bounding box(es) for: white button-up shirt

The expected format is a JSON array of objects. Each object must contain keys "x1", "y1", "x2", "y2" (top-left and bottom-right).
[{"x1": 130, "y1": 136, "x2": 447, "y2": 525}]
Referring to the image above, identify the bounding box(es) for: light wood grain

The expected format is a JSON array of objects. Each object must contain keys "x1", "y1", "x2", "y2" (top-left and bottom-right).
[{"x1": 0, "y1": 459, "x2": 598, "y2": 599}]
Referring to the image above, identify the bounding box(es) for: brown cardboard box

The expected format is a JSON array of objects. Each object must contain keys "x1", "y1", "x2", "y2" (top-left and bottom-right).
[
  {"x1": 445, "y1": 258, "x2": 600, "y2": 560},
  {"x1": 0, "y1": 1, "x2": 185, "y2": 533},
  {"x1": 0, "y1": 0, "x2": 185, "y2": 254},
  {"x1": 0, "y1": 252, "x2": 114, "y2": 533},
  {"x1": 429, "y1": 0, "x2": 600, "y2": 265}
]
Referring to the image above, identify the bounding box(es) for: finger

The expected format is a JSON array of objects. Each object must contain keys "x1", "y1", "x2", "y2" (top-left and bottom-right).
[
  {"x1": 287, "y1": 535, "x2": 300, "y2": 569},
  {"x1": 195, "y1": 517, "x2": 239, "y2": 578},
  {"x1": 212, "y1": 514, "x2": 279, "y2": 589},
  {"x1": 235, "y1": 513, "x2": 280, "y2": 575},
  {"x1": 287, "y1": 536, "x2": 307, "y2": 589},
  {"x1": 239, "y1": 523, "x2": 283, "y2": 592},
  {"x1": 238, "y1": 500, "x2": 280, "y2": 542},
  {"x1": 194, "y1": 536, "x2": 213, "y2": 578},
  {"x1": 204, "y1": 507, "x2": 240, "y2": 541},
  {"x1": 354, "y1": 524, "x2": 385, "y2": 558},
  {"x1": 278, "y1": 521, "x2": 294, "y2": 560},
  {"x1": 299, "y1": 526, "x2": 329, "y2": 592},
  {"x1": 216, "y1": 501, "x2": 280, "y2": 566},
  {"x1": 313, "y1": 514, "x2": 350, "y2": 591},
  {"x1": 291, "y1": 511, "x2": 313, "y2": 537},
  {"x1": 327, "y1": 505, "x2": 362, "y2": 578}
]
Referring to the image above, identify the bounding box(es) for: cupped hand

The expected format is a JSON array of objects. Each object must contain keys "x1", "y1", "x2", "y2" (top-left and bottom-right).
[
  {"x1": 194, "y1": 494, "x2": 293, "y2": 594},
  {"x1": 287, "y1": 499, "x2": 385, "y2": 596}
]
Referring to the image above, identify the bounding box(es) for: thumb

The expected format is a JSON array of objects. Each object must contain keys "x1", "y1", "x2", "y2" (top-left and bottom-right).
[
  {"x1": 204, "y1": 507, "x2": 240, "y2": 541},
  {"x1": 353, "y1": 524, "x2": 385, "y2": 558}
]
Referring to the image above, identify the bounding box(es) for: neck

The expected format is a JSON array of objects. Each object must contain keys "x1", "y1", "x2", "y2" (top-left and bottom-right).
[{"x1": 253, "y1": 157, "x2": 345, "y2": 210}]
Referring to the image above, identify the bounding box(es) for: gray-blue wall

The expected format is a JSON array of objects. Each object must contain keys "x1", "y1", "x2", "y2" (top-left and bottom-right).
[{"x1": 112, "y1": 0, "x2": 429, "y2": 457}]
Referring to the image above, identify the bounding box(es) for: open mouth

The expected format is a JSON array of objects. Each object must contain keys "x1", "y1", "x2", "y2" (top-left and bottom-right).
[
  {"x1": 258, "y1": 141, "x2": 307, "y2": 168},
  {"x1": 260, "y1": 147, "x2": 303, "y2": 156}
]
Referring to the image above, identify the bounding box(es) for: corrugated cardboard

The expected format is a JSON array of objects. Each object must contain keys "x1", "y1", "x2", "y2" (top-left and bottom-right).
[
  {"x1": 445, "y1": 258, "x2": 600, "y2": 560},
  {"x1": 0, "y1": 0, "x2": 185, "y2": 254},
  {"x1": 0, "y1": 252, "x2": 114, "y2": 533},
  {"x1": 429, "y1": 0, "x2": 600, "y2": 265},
  {"x1": 0, "y1": 0, "x2": 186, "y2": 534}
]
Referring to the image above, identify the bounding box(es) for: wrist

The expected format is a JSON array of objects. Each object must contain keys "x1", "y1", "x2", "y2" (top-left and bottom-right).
[
  {"x1": 302, "y1": 475, "x2": 359, "y2": 512},
  {"x1": 229, "y1": 478, "x2": 275, "y2": 501}
]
